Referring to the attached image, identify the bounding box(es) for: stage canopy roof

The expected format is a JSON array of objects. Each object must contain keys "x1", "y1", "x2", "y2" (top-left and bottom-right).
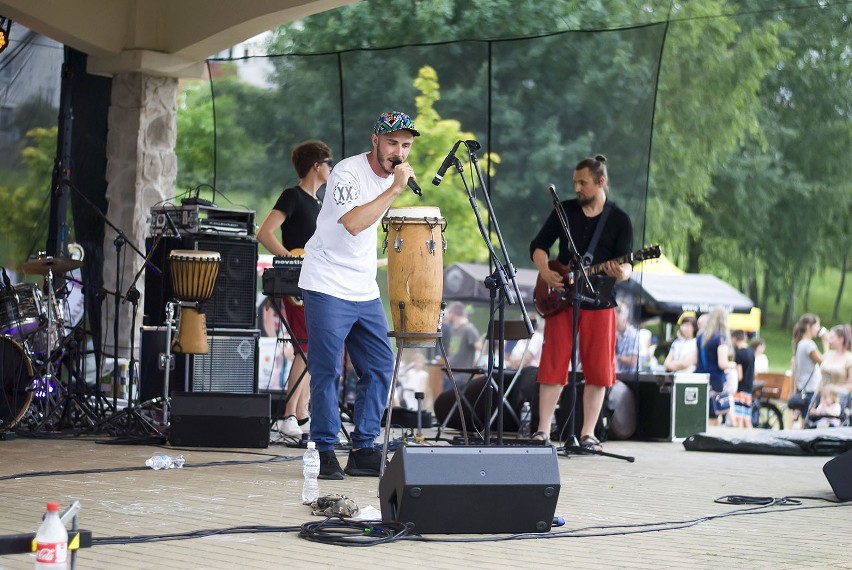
[{"x1": 617, "y1": 272, "x2": 755, "y2": 317}]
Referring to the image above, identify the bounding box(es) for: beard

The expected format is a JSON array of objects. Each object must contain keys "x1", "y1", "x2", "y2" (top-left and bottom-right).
[
  {"x1": 576, "y1": 193, "x2": 594, "y2": 207},
  {"x1": 376, "y1": 148, "x2": 400, "y2": 175}
]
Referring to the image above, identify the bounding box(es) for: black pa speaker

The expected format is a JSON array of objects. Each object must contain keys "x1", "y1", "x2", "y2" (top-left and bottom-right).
[
  {"x1": 143, "y1": 235, "x2": 258, "y2": 329},
  {"x1": 823, "y1": 449, "x2": 852, "y2": 500},
  {"x1": 169, "y1": 392, "x2": 270, "y2": 448},
  {"x1": 379, "y1": 446, "x2": 560, "y2": 533}
]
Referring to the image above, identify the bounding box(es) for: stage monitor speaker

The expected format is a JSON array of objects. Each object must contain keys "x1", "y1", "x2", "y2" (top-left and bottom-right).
[
  {"x1": 143, "y1": 235, "x2": 257, "y2": 329},
  {"x1": 140, "y1": 327, "x2": 259, "y2": 402},
  {"x1": 379, "y1": 446, "x2": 560, "y2": 534},
  {"x1": 169, "y1": 392, "x2": 270, "y2": 448},
  {"x1": 823, "y1": 449, "x2": 852, "y2": 501}
]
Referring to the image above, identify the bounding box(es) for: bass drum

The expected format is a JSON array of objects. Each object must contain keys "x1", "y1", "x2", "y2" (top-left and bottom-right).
[{"x1": 0, "y1": 336, "x2": 34, "y2": 433}]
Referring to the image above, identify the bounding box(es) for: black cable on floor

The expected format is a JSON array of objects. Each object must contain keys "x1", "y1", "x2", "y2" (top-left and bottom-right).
[{"x1": 299, "y1": 517, "x2": 416, "y2": 546}]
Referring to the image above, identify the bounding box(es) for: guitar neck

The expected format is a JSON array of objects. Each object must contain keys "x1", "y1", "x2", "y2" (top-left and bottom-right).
[{"x1": 585, "y1": 252, "x2": 633, "y2": 276}]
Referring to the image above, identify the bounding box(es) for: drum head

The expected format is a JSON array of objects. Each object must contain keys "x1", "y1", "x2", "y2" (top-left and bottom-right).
[
  {"x1": 386, "y1": 206, "x2": 443, "y2": 220},
  {"x1": 169, "y1": 249, "x2": 222, "y2": 261},
  {"x1": 0, "y1": 337, "x2": 34, "y2": 432}
]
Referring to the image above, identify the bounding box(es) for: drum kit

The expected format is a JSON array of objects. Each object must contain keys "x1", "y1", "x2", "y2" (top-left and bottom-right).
[
  {"x1": 0, "y1": 253, "x2": 90, "y2": 435},
  {"x1": 0, "y1": 245, "x2": 223, "y2": 437}
]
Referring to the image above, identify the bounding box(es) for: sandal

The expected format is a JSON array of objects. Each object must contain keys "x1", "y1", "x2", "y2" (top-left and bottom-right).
[
  {"x1": 579, "y1": 435, "x2": 602, "y2": 452},
  {"x1": 530, "y1": 431, "x2": 551, "y2": 444}
]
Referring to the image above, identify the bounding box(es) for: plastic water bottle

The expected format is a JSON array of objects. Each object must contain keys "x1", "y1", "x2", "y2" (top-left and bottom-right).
[
  {"x1": 145, "y1": 454, "x2": 185, "y2": 470},
  {"x1": 35, "y1": 502, "x2": 67, "y2": 569},
  {"x1": 302, "y1": 441, "x2": 320, "y2": 505},
  {"x1": 518, "y1": 401, "x2": 532, "y2": 438}
]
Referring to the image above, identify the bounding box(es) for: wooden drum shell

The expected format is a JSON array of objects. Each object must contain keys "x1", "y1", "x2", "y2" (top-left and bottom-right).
[{"x1": 383, "y1": 207, "x2": 446, "y2": 347}]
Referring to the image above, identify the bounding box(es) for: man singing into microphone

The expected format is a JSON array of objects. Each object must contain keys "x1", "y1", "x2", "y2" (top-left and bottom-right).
[
  {"x1": 299, "y1": 111, "x2": 419, "y2": 479},
  {"x1": 530, "y1": 154, "x2": 633, "y2": 451}
]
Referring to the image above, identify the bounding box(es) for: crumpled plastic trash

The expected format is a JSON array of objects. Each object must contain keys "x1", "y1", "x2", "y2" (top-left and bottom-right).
[{"x1": 310, "y1": 493, "x2": 360, "y2": 517}]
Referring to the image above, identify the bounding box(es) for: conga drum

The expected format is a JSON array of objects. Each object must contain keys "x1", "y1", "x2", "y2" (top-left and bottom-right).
[
  {"x1": 169, "y1": 250, "x2": 221, "y2": 354},
  {"x1": 382, "y1": 207, "x2": 446, "y2": 347}
]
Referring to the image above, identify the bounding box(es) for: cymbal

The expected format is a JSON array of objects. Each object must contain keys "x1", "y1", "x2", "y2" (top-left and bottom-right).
[{"x1": 21, "y1": 255, "x2": 83, "y2": 275}]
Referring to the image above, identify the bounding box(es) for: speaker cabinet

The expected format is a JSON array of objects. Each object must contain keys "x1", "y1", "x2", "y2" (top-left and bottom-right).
[
  {"x1": 169, "y1": 392, "x2": 270, "y2": 448},
  {"x1": 823, "y1": 449, "x2": 852, "y2": 500},
  {"x1": 143, "y1": 235, "x2": 257, "y2": 329},
  {"x1": 140, "y1": 327, "x2": 259, "y2": 402},
  {"x1": 379, "y1": 446, "x2": 560, "y2": 534}
]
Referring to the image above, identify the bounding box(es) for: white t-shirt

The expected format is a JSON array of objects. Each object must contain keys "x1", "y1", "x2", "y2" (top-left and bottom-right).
[
  {"x1": 795, "y1": 338, "x2": 821, "y2": 392},
  {"x1": 299, "y1": 152, "x2": 393, "y2": 301},
  {"x1": 510, "y1": 332, "x2": 544, "y2": 368}
]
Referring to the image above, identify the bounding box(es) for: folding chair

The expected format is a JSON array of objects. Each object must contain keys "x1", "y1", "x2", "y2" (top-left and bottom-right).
[{"x1": 485, "y1": 319, "x2": 537, "y2": 430}]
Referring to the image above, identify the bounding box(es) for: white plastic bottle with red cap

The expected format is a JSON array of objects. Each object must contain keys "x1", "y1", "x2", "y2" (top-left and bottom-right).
[{"x1": 34, "y1": 502, "x2": 67, "y2": 569}]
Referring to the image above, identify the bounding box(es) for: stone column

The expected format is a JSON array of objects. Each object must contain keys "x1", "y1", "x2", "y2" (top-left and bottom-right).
[{"x1": 102, "y1": 72, "x2": 177, "y2": 365}]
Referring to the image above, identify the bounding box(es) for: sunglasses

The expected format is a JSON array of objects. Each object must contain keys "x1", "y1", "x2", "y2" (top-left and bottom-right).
[{"x1": 319, "y1": 159, "x2": 334, "y2": 167}]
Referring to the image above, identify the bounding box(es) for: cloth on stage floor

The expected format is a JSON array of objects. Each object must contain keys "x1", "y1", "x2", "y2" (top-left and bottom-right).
[
  {"x1": 310, "y1": 493, "x2": 360, "y2": 517},
  {"x1": 683, "y1": 426, "x2": 852, "y2": 456}
]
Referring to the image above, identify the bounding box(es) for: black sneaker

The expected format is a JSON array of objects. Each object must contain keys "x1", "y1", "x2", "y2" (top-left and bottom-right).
[
  {"x1": 344, "y1": 447, "x2": 383, "y2": 477},
  {"x1": 318, "y1": 450, "x2": 344, "y2": 480}
]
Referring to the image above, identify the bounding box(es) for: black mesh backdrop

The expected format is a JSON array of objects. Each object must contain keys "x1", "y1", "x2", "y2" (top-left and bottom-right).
[{"x1": 206, "y1": 25, "x2": 666, "y2": 266}]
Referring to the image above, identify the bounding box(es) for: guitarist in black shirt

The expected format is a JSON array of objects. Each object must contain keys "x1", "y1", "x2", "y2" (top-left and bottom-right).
[{"x1": 529, "y1": 154, "x2": 633, "y2": 451}]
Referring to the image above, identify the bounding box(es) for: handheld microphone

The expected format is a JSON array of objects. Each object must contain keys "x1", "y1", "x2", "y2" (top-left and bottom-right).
[
  {"x1": 432, "y1": 140, "x2": 462, "y2": 186},
  {"x1": 389, "y1": 158, "x2": 422, "y2": 196}
]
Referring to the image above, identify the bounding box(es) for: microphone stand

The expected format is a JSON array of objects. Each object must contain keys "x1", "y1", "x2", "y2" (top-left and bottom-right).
[
  {"x1": 448, "y1": 140, "x2": 534, "y2": 446},
  {"x1": 546, "y1": 185, "x2": 633, "y2": 462},
  {"x1": 64, "y1": 180, "x2": 162, "y2": 438}
]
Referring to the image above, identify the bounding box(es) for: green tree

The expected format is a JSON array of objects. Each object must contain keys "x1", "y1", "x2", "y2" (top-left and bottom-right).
[
  {"x1": 0, "y1": 127, "x2": 56, "y2": 263},
  {"x1": 647, "y1": 0, "x2": 787, "y2": 272},
  {"x1": 175, "y1": 75, "x2": 268, "y2": 200}
]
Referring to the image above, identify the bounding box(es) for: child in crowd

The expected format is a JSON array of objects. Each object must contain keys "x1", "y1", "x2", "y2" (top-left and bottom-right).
[
  {"x1": 750, "y1": 337, "x2": 769, "y2": 374},
  {"x1": 811, "y1": 385, "x2": 842, "y2": 428},
  {"x1": 731, "y1": 330, "x2": 755, "y2": 428}
]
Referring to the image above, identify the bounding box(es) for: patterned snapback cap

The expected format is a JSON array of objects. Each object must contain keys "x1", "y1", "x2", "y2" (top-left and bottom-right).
[{"x1": 373, "y1": 111, "x2": 420, "y2": 137}]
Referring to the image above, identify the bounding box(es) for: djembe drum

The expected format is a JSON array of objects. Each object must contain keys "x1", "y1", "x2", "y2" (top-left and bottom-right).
[
  {"x1": 169, "y1": 250, "x2": 221, "y2": 354},
  {"x1": 382, "y1": 206, "x2": 446, "y2": 347}
]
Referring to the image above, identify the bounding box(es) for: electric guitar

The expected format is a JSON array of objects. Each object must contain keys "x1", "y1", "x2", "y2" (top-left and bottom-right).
[{"x1": 533, "y1": 244, "x2": 661, "y2": 317}]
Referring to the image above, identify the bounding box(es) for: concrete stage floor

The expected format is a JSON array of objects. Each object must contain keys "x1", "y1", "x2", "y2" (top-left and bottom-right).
[{"x1": 1, "y1": 425, "x2": 850, "y2": 569}]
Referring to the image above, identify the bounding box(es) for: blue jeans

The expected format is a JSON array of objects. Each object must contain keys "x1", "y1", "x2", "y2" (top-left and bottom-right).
[{"x1": 302, "y1": 290, "x2": 394, "y2": 452}]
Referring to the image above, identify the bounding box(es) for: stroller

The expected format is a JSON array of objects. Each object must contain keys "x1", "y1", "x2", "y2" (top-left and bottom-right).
[{"x1": 803, "y1": 388, "x2": 852, "y2": 429}]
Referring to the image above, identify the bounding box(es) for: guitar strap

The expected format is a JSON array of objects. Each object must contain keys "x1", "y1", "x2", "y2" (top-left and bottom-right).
[{"x1": 581, "y1": 201, "x2": 613, "y2": 266}]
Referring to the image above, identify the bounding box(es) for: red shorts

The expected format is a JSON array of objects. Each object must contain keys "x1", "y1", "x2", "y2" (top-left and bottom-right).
[
  {"x1": 537, "y1": 307, "x2": 616, "y2": 388},
  {"x1": 282, "y1": 300, "x2": 308, "y2": 352}
]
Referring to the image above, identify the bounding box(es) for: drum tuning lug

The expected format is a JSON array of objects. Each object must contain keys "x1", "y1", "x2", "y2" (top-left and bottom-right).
[
  {"x1": 426, "y1": 240, "x2": 437, "y2": 255},
  {"x1": 382, "y1": 237, "x2": 388, "y2": 254},
  {"x1": 394, "y1": 237, "x2": 404, "y2": 253}
]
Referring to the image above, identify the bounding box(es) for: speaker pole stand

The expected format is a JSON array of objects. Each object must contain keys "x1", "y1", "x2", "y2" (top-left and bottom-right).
[{"x1": 381, "y1": 303, "x2": 465, "y2": 482}]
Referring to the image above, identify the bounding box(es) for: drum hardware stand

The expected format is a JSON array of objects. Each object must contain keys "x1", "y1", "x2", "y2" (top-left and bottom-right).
[
  {"x1": 85, "y1": 255, "x2": 164, "y2": 440},
  {"x1": 381, "y1": 302, "x2": 465, "y2": 481},
  {"x1": 442, "y1": 139, "x2": 534, "y2": 445},
  {"x1": 61, "y1": 179, "x2": 157, "y2": 426},
  {"x1": 21, "y1": 268, "x2": 69, "y2": 433},
  {"x1": 546, "y1": 185, "x2": 633, "y2": 462},
  {"x1": 52, "y1": 324, "x2": 104, "y2": 431}
]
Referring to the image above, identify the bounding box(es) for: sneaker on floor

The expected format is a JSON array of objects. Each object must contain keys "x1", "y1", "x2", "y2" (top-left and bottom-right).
[
  {"x1": 277, "y1": 415, "x2": 302, "y2": 437},
  {"x1": 299, "y1": 418, "x2": 311, "y2": 434},
  {"x1": 318, "y1": 450, "x2": 344, "y2": 480},
  {"x1": 344, "y1": 447, "x2": 384, "y2": 477}
]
